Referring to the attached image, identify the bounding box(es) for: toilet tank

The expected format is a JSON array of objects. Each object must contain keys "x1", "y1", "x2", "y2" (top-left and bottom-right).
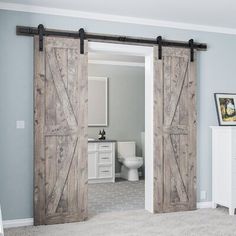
[{"x1": 117, "y1": 141, "x2": 136, "y2": 158}]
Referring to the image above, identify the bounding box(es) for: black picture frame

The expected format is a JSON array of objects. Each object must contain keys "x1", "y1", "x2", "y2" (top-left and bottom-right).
[{"x1": 214, "y1": 93, "x2": 236, "y2": 126}]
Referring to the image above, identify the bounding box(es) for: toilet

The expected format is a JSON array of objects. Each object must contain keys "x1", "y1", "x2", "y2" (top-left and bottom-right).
[{"x1": 117, "y1": 141, "x2": 143, "y2": 181}]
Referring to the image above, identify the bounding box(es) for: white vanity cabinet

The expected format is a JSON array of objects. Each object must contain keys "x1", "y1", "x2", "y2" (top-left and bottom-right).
[
  {"x1": 88, "y1": 141, "x2": 115, "y2": 183},
  {"x1": 211, "y1": 126, "x2": 236, "y2": 215}
]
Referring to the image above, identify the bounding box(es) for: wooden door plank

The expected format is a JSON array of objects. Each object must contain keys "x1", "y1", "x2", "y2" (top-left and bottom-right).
[
  {"x1": 55, "y1": 47, "x2": 69, "y2": 214},
  {"x1": 170, "y1": 57, "x2": 181, "y2": 206},
  {"x1": 188, "y1": 55, "x2": 197, "y2": 210},
  {"x1": 67, "y1": 47, "x2": 79, "y2": 212},
  {"x1": 153, "y1": 47, "x2": 164, "y2": 212},
  {"x1": 45, "y1": 58, "x2": 58, "y2": 217},
  {"x1": 163, "y1": 56, "x2": 172, "y2": 210},
  {"x1": 179, "y1": 61, "x2": 189, "y2": 195},
  {"x1": 34, "y1": 36, "x2": 46, "y2": 225},
  {"x1": 76, "y1": 41, "x2": 88, "y2": 219}
]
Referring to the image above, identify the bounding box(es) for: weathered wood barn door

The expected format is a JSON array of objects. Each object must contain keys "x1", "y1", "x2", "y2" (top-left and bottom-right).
[
  {"x1": 34, "y1": 36, "x2": 88, "y2": 225},
  {"x1": 153, "y1": 47, "x2": 197, "y2": 213}
]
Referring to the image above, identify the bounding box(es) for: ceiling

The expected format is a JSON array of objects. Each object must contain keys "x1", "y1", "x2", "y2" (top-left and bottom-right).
[{"x1": 1, "y1": 0, "x2": 236, "y2": 31}]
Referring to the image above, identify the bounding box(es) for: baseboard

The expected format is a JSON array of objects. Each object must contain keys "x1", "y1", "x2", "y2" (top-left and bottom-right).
[
  {"x1": 197, "y1": 201, "x2": 212, "y2": 209},
  {"x1": 3, "y1": 218, "x2": 33, "y2": 229},
  {"x1": 2, "y1": 201, "x2": 212, "y2": 228}
]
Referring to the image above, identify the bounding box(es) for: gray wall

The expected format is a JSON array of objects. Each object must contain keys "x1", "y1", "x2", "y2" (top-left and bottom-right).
[
  {"x1": 1, "y1": 9, "x2": 236, "y2": 220},
  {"x1": 88, "y1": 64, "x2": 145, "y2": 173}
]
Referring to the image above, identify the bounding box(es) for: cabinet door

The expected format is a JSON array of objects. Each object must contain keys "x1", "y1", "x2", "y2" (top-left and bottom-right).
[{"x1": 88, "y1": 152, "x2": 97, "y2": 179}]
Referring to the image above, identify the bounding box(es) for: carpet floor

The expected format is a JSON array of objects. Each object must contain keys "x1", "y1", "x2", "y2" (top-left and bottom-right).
[{"x1": 5, "y1": 208, "x2": 236, "y2": 236}]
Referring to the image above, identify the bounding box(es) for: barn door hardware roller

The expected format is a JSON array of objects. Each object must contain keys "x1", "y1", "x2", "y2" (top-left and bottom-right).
[
  {"x1": 189, "y1": 39, "x2": 194, "y2": 62},
  {"x1": 157, "y1": 36, "x2": 162, "y2": 60},
  {"x1": 38, "y1": 24, "x2": 45, "y2": 51},
  {"x1": 79, "y1": 28, "x2": 86, "y2": 54}
]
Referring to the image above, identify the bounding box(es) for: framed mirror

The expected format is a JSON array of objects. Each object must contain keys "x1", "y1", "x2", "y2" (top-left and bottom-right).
[{"x1": 88, "y1": 76, "x2": 108, "y2": 126}]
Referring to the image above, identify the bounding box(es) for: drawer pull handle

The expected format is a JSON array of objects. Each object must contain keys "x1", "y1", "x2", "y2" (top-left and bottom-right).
[
  {"x1": 101, "y1": 170, "x2": 110, "y2": 173},
  {"x1": 101, "y1": 146, "x2": 109, "y2": 148},
  {"x1": 102, "y1": 157, "x2": 109, "y2": 159}
]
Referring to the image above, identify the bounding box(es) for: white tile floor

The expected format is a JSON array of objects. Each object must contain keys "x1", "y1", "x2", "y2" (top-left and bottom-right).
[{"x1": 88, "y1": 179, "x2": 144, "y2": 216}]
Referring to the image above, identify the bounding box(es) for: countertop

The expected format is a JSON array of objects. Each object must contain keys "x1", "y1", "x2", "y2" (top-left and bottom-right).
[{"x1": 88, "y1": 139, "x2": 116, "y2": 143}]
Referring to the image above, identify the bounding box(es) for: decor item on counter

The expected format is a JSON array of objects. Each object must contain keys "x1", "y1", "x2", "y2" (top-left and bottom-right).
[
  {"x1": 98, "y1": 129, "x2": 106, "y2": 140},
  {"x1": 98, "y1": 130, "x2": 102, "y2": 139},
  {"x1": 214, "y1": 93, "x2": 236, "y2": 126}
]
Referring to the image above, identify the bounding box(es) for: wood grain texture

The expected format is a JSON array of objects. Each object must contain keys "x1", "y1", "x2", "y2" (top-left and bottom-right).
[
  {"x1": 153, "y1": 47, "x2": 197, "y2": 213},
  {"x1": 153, "y1": 47, "x2": 164, "y2": 212},
  {"x1": 34, "y1": 36, "x2": 88, "y2": 225},
  {"x1": 188, "y1": 51, "x2": 197, "y2": 210},
  {"x1": 34, "y1": 36, "x2": 46, "y2": 225}
]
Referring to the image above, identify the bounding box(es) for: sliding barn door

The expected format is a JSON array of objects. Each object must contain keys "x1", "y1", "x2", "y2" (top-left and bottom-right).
[
  {"x1": 153, "y1": 47, "x2": 197, "y2": 213},
  {"x1": 34, "y1": 36, "x2": 88, "y2": 225}
]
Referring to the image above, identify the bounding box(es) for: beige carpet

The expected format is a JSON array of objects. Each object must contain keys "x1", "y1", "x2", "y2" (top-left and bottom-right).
[{"x1": 5, "y1": 208, "x2": 236, "y2": 236}]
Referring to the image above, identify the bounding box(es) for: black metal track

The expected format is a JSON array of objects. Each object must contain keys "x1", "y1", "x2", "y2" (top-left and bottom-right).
[{"x1": 16, "y1": 26, "x2": 207, "y2": 50}]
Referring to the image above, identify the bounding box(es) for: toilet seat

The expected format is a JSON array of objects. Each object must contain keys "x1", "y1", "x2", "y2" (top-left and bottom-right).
[
  {"x1": 124, "y1": 156, "x2": 143, "y2": 161},
  {"x1": 118, "y1": 156, "x2": 143, "y2": 161}
]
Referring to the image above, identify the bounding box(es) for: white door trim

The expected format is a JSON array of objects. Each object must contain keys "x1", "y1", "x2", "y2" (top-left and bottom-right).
[{"x1": 88, "y1": 42, "x2": 154, "y2": 212}]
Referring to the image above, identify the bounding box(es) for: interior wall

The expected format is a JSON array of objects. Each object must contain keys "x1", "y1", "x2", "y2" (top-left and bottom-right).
[
  {"x1": 1, "y1": 9, "x2": 236, "y2": 220},
  {"x1": 88, "y1": 63, "x2": 145, "y2": 173}
]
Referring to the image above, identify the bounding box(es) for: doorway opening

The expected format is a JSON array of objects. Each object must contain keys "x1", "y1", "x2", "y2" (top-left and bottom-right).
[{"x1": 87, "y1": 42, "x2": 154, "y2": 215}]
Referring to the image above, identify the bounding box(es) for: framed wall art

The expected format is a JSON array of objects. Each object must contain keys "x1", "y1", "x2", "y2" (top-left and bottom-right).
[{"x1": 214, "y1": 93, "x2": 236, "y2": 126}]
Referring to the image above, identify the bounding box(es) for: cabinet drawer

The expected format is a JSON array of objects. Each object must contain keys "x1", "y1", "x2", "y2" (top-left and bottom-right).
[
  {"x1": 88, "y1": 143, "x2": 97, "y2": 152},
  {"x1": 98, "y1": 166, "x2": 112, "y2": 178},
  {"x1": 88, "y1": 152, "x2": 97, "y2": 179},
  {"x1": 98, "y1": 152, "x2": 112, "y2": 164},
  {"x1": 98, "y1": 143, "x2": 112, "y2": 151}
]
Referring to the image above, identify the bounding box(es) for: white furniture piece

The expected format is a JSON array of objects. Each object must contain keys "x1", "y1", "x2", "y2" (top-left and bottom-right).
[
  {"x1": 88, "y1": 140, "x2": 115, "y2": 183},
  {"x1": 211, "y1": 126, "x2": 236, "y2": 215},
  {"x1": 0, "y1": 205, "x2": 3, "y2": 236},
  {"x1": 117, "y1": 141, "x2": 143, "y2": 181}
]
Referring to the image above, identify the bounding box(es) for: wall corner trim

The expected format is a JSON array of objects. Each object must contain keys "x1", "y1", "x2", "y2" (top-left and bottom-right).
[{"x1": 1, "y1": 2, "x2": 236, "y2": 35}]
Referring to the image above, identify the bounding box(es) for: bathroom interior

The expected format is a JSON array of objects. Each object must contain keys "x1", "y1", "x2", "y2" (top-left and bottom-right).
[{"x1": 87, "y1": 51, "x2": 145, "y2": 215}]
